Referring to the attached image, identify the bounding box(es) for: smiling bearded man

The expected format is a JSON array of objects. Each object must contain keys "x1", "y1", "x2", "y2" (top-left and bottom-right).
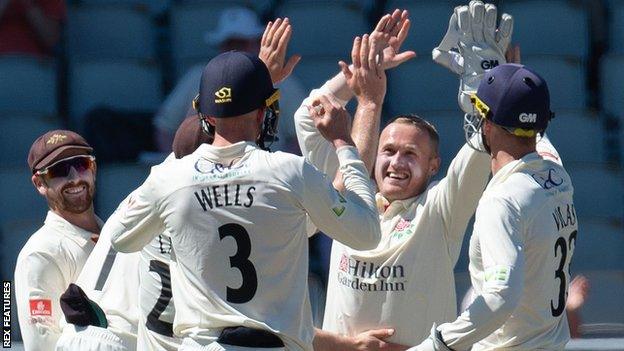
[{"x1": 15, "y1": 130, "x2": 102, "y2": 351}]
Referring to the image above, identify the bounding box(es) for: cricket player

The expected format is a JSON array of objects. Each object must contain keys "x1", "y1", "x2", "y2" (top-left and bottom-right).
[
  {"x1": 409, "y1": 63, "x2": 577, "y2": 350},
  {"x1": 15, "y1": 130, "x2": 100, "y2": 351},
  {"x1": 54, "y1": 204, "x2": 140, "y2": 351},
  {"x1": 136, "y1": 116, "x2": 212, "y2": 351},
  {"x1": 106, "y1": 47, "x2": 382, "y2": 351},
  {"x1": 299, "y1": 5, "x2": 510, "y2": 348}
]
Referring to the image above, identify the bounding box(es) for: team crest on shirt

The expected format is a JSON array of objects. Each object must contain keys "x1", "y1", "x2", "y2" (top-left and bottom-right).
[
  {"x1": 29, "y1": 299, "x2": 51, "y2": 316},
  {"x1": 390, "y1": 218, "x2": 415, "y2": 240}
]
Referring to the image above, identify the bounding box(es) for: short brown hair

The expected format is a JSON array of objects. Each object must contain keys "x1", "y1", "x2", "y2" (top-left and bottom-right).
[{"x1": 387, "y1": 114, "x2": 440, "y2": 156}]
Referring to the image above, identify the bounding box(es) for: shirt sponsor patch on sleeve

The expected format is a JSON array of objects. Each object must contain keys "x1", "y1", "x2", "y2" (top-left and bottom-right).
[
  {"x1": 29, "y1": 299, "x2": 52, "y2": 316},
  {"x1": 484, "y1": 265, "x2": 511, "y2": 286},
  {"x1": 332, "y1": 205, "x2": 346, "y2": 217}
]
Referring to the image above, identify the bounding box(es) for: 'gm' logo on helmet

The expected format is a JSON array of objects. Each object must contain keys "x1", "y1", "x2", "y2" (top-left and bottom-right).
[
  {"x1": 481, "y1": 59, "x2": 499, "y2": 70},
  {"x1": 215, "y1": 87, "x2": 232, "y2": 103},
  {"x1": 519, "y1": 113, "x2": 537, "y2": 123}
]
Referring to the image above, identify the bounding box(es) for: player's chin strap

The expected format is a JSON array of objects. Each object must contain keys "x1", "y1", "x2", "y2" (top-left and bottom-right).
[
  {"x1": 192, "y1": 94, "x2": 216, "y2": 138},
  {"x1": 193, "y1": 91, "x2": 281, "y2": 152},
  {"x1": 256, "y1": 89, "x2": 281, "y2": 151}
]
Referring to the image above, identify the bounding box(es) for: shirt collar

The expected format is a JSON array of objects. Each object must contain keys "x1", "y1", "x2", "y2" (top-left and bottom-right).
[
  {"x1": 195, "y1": 141, "x2": 258, "y2": 160},
  {"x1": 376, "y1": 192, "x2": 422, "y2": 218},
  {"x1": 44, "y1": 211, "x2": 102, "y2": 246},
  {"x1": 487, "y1": 151, "x2": 542, "y2": 190}
]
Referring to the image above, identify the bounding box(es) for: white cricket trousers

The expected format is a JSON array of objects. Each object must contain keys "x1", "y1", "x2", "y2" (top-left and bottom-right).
[
  {"x1": 179, "y1": 338, "x2": 286, "y2": 351},
  {"x1": 55, "y1": 325, "x2": 128, "y2": 351}
]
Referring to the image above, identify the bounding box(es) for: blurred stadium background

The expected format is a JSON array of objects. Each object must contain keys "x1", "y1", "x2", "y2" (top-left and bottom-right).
[{"x1": 0, "y1": 0, "x2": 622, "y2": 349}]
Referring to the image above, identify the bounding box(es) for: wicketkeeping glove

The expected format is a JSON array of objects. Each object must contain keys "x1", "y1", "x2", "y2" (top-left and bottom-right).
[
  {"x1": 406, "y1": 324, "x2": 454, "y2": 351},
  {"x1": 432, "y1": 1, "x2": 513, "y2": 113}
]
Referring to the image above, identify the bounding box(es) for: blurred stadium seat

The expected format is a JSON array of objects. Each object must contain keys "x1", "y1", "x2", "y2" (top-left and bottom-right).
[
  {"x1": 503, "y1": 0, "x2": 589, "y2": 58},
  {"x1": 0, "y1": 167, "x2": 48, "y2": 224},
  {"x1": 387, "y1": 58, "x2": 458, "y2": 114},
  {"x1": 546, "y1": 111, "x2": 604, "y2": 164},
  {"x1": 567, "y1": 164, "x2": 623, "y2": 221},
  {"x1": 293, "y1": 56, "x2": 341, "y2": 93},
  {"x1": 610, "y1": 0, "x2": 624, "y2": 55},
  {"x1": 73, "y1": 0, "x2": 170, "y2": 15},
  {"x1": 67, "y1": 4, "x2": 156, "y2": 61},
  {"x1": 277, "y1": 1, "x2": 368, "y2": 57},
  {"x1": 95, "y1": 163, "x2": 150, "y2": 218},
  {"x1": 601, "y1": 55, "x2": 624, "y2": 117},
  {"x1": 0, "y1": 114, "x2": 63, "y2": 167},
  {"x1": 522, "y1": 55, "x2": 587, "y2": 110},
  {"x1": 385, "y1": 1, "x2": 454, "y2": 55},
  {"x1": 69, "y1": 61, "x2": 162, "y2": 124},
  {"x1": 572, "y1": 218, "x2": 624, "y2": 271},
  {"x1": 0, "y1": 219, "x2": 41, "y2": 281},
  {"x1": 0, "y1": 57, "x2": 56, "y2": 115},
  {"x1": 170, "y1": 2, "x2": 241, "y2": 77}
]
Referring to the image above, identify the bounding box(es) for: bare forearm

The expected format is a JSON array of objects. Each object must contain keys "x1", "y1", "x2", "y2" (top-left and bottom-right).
[
  {"x1": 25, "y1": 4, "x2": 61, "y2": 49},
  {"x1": 351, "y1": 102, "x2": 382, "y2": 175},
  {"x1": 314, "y1": 328, "x2": 354, "y2": 351}
]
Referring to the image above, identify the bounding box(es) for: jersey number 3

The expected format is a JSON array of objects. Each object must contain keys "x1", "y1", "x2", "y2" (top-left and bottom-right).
[
  {"x1": 551, "y1": 230, "x2": 577, "y2": 317},
  {"x1": 220, "y1": 223, "x2": 258, "y2": 303}
]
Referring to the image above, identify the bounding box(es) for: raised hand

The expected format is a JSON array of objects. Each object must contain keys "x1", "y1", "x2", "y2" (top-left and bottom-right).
[
  {"x1": 371, "y1": 9, "x2": 417, "y2": 71},
  {"x1": 433, "y1": 1, "x2": 513, "y2": 113},
  {"x1": 259, "y1": 18, "x2": 301, "y2": 84},
  {"x1": 308, "y1": 94, "x2": 354, "y2": 149},
  {"x1": 338, "y1": 35, "x2": 387, "y2": 107}
]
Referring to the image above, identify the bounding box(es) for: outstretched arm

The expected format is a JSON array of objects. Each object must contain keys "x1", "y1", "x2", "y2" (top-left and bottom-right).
[
  {"x1": 294, "y1": 9, "x2": 415, "y2": 176},
  {"x1": 314, "y1": 328, "x2": 408, "y2": 351},
  {"x1": 336, "y1": 33, "x2": 387, "y2": 180}
]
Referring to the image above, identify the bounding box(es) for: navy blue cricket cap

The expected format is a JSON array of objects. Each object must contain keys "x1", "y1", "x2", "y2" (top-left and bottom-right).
[
  {"x1": 472, "y1": 63, "x2": 553, "y2": 137},
  {"x1": 197, "y1": 51, "x2": 276, "y2": 118}
]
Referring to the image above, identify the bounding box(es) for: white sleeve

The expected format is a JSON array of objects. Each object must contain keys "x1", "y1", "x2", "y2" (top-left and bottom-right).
[
  {"x1": 16, "y1": 253, "x2": 66, "y2": 351},
  {"x1": 434, "y1": 141, "x2": 490, "y2": 245},
  {"x1": 437, "y1": 197, "x2": 525, "y2": 350},
  {"x1": 294, "y1": 84, "x2": 350, "y2": 177},
  {"x1": 300, "y1": 146, "x2": 380, "y2": 250},
  {"x1": 109, "y1": 176, "x2": 165, "y2": 253}
]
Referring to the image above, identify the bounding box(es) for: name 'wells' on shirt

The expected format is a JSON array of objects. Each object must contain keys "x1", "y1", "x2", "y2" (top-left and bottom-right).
[{"x1": 194, "y1": 184, "x2": 256, "y2": 210}]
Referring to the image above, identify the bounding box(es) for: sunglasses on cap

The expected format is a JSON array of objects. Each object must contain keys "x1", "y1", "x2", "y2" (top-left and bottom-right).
[{"x1": 35, "y1": 155, "x2": 96, "y2": 179}]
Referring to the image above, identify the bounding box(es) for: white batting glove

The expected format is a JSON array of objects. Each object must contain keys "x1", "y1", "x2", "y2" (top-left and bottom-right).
[{"x1": 432, "y1": 1, "x2": 513, "y2": 113}]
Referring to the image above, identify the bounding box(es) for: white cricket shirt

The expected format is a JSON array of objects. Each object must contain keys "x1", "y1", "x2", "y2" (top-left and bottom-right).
[
  {"x1": 437, "y1": 151, "x2": 577, "y2": 350},
  {"x1": 14, "y1": 211, "x2": 97, "y2": 351},
  {"x1": 68, "y1": 204, "x2": 141, "y2": 350},
  {"x1": 134, "y1": 154, "x2": 182, "y2": 351},
  {"x1": 294, "y1": 86, "x2": 491, "y2": 345},
  {"x1": 107, "y1": 141, "x2": 381, "y2": 350}
]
